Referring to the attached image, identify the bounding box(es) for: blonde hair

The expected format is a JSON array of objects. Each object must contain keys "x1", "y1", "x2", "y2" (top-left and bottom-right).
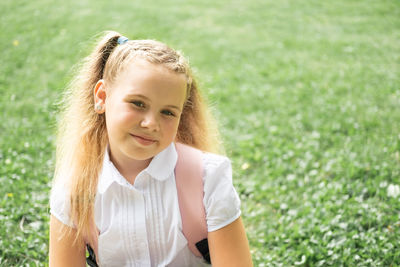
[{"x1": 54, "y1": 31, "x2": 221, "y2": 244}]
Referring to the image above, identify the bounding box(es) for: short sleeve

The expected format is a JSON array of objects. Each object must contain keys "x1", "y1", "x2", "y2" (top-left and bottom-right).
[
  {"x1": 49, "y1": 181, "x2": 74, "y2": 227},
  {"x1": 202, "y1": 153, "x2": 241, "y2": 232}
]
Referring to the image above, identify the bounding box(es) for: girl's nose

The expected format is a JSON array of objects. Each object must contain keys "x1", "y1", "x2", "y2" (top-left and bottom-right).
[{"x1": 140, "y1": 112, "x2": 160, "y2": 131}]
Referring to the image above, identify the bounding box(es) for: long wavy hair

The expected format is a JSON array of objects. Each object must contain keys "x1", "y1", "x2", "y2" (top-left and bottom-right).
[{"x1": 53, "y1": 31, "x2": 221, "y2": 244}]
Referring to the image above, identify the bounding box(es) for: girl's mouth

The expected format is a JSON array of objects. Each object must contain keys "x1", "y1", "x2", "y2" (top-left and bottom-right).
[{"x1": 130, "y1": 134, "x2": 157, "y2": 146}]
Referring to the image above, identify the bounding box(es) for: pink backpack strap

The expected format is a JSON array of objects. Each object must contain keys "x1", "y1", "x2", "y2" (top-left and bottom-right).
[{"x1": 174, "y1": 142, "x2": 209, "y2": 260}]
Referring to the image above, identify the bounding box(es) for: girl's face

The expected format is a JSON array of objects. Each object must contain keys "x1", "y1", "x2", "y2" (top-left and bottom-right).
[{"x1": 95, "y1": 59, "x2": 187, "y2": 163}]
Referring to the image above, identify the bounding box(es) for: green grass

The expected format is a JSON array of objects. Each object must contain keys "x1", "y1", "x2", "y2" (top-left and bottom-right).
[{"x1": 1, "y1": 0, "x2": 399, "y2": 265}]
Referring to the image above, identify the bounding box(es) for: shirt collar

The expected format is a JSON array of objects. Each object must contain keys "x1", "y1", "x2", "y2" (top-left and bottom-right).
[{"x1": 97, "y1": 143, "x2": 178, "y2": 194}]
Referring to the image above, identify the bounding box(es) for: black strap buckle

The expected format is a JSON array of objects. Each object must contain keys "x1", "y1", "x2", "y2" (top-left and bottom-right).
[
  {"x1": 86, "y1": 244, "x2": 98, "y2": 267},
  {"x1": 195, "y1": 238, "x2": 211, "y2": 264}
]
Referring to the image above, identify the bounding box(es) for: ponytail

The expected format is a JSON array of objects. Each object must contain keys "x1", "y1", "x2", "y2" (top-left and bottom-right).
[{"x1": 54, "y1": 31, "x2": 121, "y2": 244}]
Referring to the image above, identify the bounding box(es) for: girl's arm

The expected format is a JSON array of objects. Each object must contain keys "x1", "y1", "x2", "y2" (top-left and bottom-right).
[
  {"x1": 49, "y1": 215, "x2": 86, "y2": 267},
  {"x1": 208, "y1": 216, "x2": 253, "y2": 267}
]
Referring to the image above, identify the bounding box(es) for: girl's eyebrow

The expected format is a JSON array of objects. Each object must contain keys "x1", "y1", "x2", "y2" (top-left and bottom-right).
[
  {"x1": 125, "y1": 94, "x2": 149, "y2": 100},
  {"x1": 165, "y1": 104, "x2": 182, "y2": 112},
  {"x1": 126, "y1": 94, "x2": 182, "y2": 112}
]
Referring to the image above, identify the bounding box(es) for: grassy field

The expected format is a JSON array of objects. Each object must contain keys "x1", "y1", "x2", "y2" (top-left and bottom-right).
[{"x1": 1, "y1": 0, "x2": 399, "y2": 265}]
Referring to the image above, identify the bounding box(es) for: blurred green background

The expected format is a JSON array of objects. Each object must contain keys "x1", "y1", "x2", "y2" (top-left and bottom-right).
[{"x1": 1, "y1": 0, "x2": 399, "y2": 265}]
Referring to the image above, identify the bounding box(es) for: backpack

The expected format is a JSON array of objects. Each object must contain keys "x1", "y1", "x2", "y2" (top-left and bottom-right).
[{"x1": 86, "y1": 142, "x2": 210, "y2": 266}]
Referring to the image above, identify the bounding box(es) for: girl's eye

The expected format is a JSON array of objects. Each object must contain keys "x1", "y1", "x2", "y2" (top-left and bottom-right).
[
  {"x1": 161, "y1": 110, "x2": 175, "y2": 117},
  {"x1": 132, "y1": 101, "x2": 145, "y2": 108}
]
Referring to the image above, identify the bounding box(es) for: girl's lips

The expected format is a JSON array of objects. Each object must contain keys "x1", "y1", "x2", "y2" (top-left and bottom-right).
[{"x1": 131, "y1": 134, "x2": 156, "y2": 146}]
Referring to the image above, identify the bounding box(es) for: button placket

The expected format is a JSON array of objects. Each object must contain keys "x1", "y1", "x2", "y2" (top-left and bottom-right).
[{"x1": 132, "y1": 175, "x2": 151, "y2": 265}]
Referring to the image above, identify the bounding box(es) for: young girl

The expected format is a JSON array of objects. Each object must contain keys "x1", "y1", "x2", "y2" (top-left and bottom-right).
[{"x1": 49, "y1": 31, "x2": 253, "y2": 267}]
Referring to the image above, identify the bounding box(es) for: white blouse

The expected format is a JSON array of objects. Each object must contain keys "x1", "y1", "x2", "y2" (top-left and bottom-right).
[{"x1": 50, "y1": 143, "x2": 241, "y2": 267}]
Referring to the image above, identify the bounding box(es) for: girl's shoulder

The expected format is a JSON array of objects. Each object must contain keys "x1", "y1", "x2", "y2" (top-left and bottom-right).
[
  {"x1": 200, "y1": 151, "x2": 241, "y2": 232},
  {"x1": 175, "y1": 143, "x2": 231, "y2": 181},
  {"x1": 49, "y1": 179, "x2": 74, "y2": 227},
  {"x1": 201, "y1": 151, "x2": 232, "y2": 177}
]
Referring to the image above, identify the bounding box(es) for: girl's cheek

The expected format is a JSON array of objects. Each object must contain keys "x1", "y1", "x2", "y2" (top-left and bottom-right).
[
  {"x1": 120, "y1": 107, "x2": 140, "y2": 121},
  {"x1": 165, "y1": 120, "x2": 180, "y2": 134}
]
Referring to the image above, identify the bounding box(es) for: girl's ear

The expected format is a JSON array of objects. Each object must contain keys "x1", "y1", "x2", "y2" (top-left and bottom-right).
[{"x1": 94, "y1": 80, "x2": 107, "y2": 114}]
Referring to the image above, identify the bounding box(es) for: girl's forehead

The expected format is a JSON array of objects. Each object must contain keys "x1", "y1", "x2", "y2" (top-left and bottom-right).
[{"x1": 110, "y1": 59, "x2": 187, "y2": 102}]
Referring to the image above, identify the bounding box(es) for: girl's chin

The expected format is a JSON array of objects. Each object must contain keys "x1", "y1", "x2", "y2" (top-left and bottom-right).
[{"x1": 124, "y1": 146, "x2": 160, "y2": 161}]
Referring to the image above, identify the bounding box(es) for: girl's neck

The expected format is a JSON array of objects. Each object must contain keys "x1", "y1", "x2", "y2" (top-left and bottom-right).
[{"x1": 108, "y1": 150, "x2": 152, "y2": 185}]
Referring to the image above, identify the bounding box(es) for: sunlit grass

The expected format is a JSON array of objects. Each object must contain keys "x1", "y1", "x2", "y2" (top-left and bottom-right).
[{"x1": 1, "y1": 0, "x2": 399, "y2": 265}]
